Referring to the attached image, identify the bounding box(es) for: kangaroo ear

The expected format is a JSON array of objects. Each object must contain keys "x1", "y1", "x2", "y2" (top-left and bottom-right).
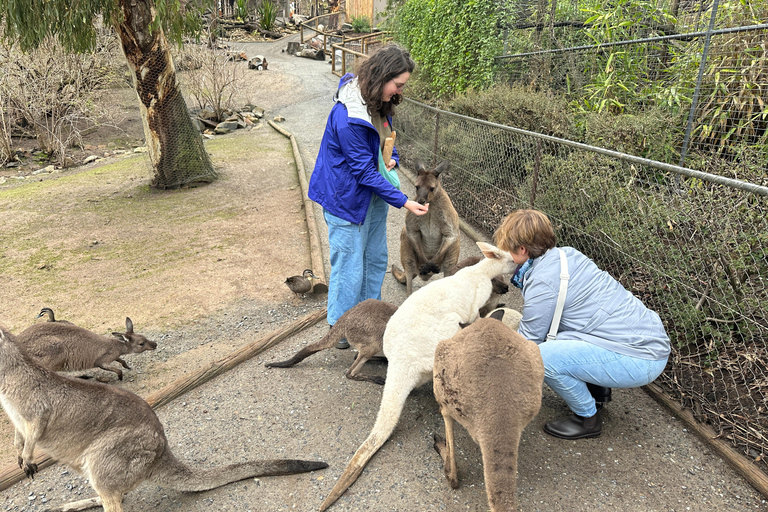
[
  {"x1": 489, "y1": 309, "x2": 505, "y2": 321},
  {"x1": 416, "y1": 161, "x2": 428, "y2": 176},
  {"x1": 434, "y1": 160, "x2": 450, "y2": 177},
  {"x1": 476, "y1": 241, "x2": 501, "y2": 259},
  {"x1": 125, "y1": 317, "x2": 134, "y2": 333}
]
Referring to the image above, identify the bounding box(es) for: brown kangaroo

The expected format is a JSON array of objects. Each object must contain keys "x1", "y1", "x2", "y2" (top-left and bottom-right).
[
  {"x1": 266, "y1": 299, "x2": 396, "y2": 385},
  {"x1": 433, "y1": 318, "x2": 544, "y2": 512},
  {"x1": 0, "y1": 329, "x2": 327, "y2": 512},
  {"x1": 392, "y1": 160, "x2": 461, "y2": 295},
  {"x1": 14, "y1": 316, "x2": 156, "y2": 380}
]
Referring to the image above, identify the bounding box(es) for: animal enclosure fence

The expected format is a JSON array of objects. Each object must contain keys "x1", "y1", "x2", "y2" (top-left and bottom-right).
[
  {"x1": 495, "y1": 19, "x2": 768, "y2": 170},
  {"x1": 394, "y1": 97, "x2": 768, "y2": 480}
]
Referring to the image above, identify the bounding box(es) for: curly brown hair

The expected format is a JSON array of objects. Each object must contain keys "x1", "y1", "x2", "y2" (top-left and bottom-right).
[{"x1": 355, "y1": 43, "x2": 415, "y2": 118}]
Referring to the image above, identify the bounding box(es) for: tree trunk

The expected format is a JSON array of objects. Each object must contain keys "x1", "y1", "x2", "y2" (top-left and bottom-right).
[{"x1": 115, "y1": 0, "x2": 217, "y2": 189}]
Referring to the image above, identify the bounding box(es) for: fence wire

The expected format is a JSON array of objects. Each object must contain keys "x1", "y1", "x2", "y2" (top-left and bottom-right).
[
  {"x1": 495, "y1": 23, "x2": 768, "y2": 170},
  {"x1": 395, "y1": 98, "x2": 768, "y2": 473}
]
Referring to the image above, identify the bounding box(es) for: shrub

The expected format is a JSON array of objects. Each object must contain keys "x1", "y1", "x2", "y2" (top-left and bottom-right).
[
  {"x1": 447, "y1": 83, "x2": 572, "y2": 139},
  {"x1": 178, "y1": 44, "x2": 248, "y2": 121},
  {"x1": 351, "y1": 16, "x2": 372, "y2": 33},
  {"x1": 257, "y1": 0, "x2": 278, "y2": 31}
]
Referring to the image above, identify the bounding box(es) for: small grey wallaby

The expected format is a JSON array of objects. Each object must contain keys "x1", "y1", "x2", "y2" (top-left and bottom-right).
[{"x1": 0, "y1": 328, "x2": 327, "y2": 512}]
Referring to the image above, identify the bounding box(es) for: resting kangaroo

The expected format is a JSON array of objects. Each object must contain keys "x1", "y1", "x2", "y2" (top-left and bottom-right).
[
  {"x1": 266, "y1": 299, "x2": 396, "y2": 385},
  {"x1": 0, "y1": 329, "x2": 327, "y2": 512},
  {"x1": 392, "y1": 160, "x2": 461, "y2": 295},
  {"x1": 320, "y1": 242, "x2": 517, "y2": 511},
  {"x1": 14, "y1": 316, "x2": 156, "y2": 380},
  {"x1": 434, "y1": 318, "x2": 543, "y2": 511}
]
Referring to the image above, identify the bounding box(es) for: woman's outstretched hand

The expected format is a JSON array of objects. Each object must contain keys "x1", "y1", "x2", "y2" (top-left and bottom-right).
[{"x1": 404, "y1": 200, "x2": 429, "y2": 216}]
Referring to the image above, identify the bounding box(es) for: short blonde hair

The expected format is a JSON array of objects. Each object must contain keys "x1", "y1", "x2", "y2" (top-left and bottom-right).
[{"x1": 494, "y1": 209, "x2": 556, "y2": 258}]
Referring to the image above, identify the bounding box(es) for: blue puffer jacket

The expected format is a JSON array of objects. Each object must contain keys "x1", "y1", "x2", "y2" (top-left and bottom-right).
[{"x1": 308, "y1": 74, "x2": 408, "y2": 224}]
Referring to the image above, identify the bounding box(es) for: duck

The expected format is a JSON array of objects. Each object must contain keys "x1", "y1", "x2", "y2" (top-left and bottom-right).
[
  {"x1": 35, "y1": 307, "x2": 72, "y2": 323},
  {"x1": 285, "y1": 269, "x2": 328, "y2": 298}
]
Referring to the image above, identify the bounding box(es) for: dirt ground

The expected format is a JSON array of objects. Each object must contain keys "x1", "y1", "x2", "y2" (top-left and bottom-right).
[{"x1": 0, "y1": 35, "x2": 767, "y2": 512}]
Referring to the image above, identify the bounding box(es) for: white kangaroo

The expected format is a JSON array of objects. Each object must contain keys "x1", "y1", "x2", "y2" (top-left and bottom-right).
[{"x1": 319, "y1": 242, "x2": 517, "y2": 511}]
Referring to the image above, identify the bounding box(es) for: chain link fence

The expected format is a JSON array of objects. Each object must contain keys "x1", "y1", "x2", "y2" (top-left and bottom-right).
[
  {"x1": 394, "y1": 97, "x2": 768, "y2": 475},
  {"x1": 496, "y1": 1, "x2": 768, "y2": 173}
]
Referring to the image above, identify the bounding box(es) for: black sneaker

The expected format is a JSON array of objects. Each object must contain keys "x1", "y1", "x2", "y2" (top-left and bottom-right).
[{"x1": 335, "y1": 338, "x2": 350, "y2": 349}]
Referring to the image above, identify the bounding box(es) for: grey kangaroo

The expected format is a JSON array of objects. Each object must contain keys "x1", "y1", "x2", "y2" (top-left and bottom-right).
[
  {"x1": 14, "y1": 316, "x2": 156, "y2": 380},
  {"x1": 392, "y1": 160, "x2": 461, "y2": 295},
  {"x1": 0, "y1": 328, "x2": 327, "y2": 512}
]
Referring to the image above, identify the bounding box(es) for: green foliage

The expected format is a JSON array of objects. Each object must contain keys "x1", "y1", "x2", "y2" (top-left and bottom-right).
[
  {"x1": 235, "y1": 0, "x2": 250, "y2": 22},
  {"x1": 394, "y1": 0, "x2": 502, "y2": 97},
  {"x1": 257, "y1": 0, "x2": 277, "y2": 31},
  {"x1": 350, "y1": 15, "x2": 372, "y2": 33},
  {"x1": 574, "y1": 107, "x2": 683, "y2": 161},
  {"x1": 447, "y1": 84, "x2": 572, "y2": 138},
  {"x1": 0, "y1": 0, "x2": 210, "y2": 52}
]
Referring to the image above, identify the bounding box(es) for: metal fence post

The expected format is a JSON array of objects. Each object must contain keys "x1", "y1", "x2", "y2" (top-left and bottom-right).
[
  {"x1": 679, "y1": 0, "x2": 720, "y2": 169},
  {"x1": 530, "y1": 139, "x2": 542, "y2": 208},
  {"x1": 432, "y1": 111, "x2": 440, "y2": 167}
]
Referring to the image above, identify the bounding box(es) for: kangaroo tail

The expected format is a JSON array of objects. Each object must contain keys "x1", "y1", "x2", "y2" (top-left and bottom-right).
[
  {"x1": 265, "y1": 327, "x2": 341, "y2": 368},
  {"x1": 319, "y1": 365, "x2": 419, "y2": 511},
  {"x1": 390, "y1": 264, "x2": 407, "y2": 284},
  {"x1": 150, "y1": 450, "x2": 327, "y2": 492}
]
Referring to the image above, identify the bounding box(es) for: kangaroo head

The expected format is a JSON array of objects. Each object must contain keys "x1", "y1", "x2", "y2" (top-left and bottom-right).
[
  {"x1": 111, "y1": 317, "x2": 158, "y2": 353},
  {"x1": 413, "y1": 160, "x2": 450, "y2": 205},
  {"x1": 477, "y1": 242, "x2": 517, "y2": 276}
]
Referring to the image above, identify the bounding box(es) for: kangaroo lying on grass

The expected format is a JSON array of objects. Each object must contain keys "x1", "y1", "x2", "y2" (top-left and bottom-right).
[
  {"x1": 319, "y1": 242, "x2": 517, "y2": 511},
  {"x1": 266, "y1": 299, "x2": 396, "y2": 385},
  {"x1": 392, "y1": 161, "x2": 461, "y2": 295},
  {"x1": 0, "y1": 329, "x2": 327, "y2": 512},
  {"x1": 434, "y1": 317, "x2": 543, "y2": 512},
  {"x1": 14, "y1": 316, "x2": 156, "y2": 380}
]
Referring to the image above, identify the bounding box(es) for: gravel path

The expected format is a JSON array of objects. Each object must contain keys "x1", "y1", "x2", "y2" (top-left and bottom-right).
[{"x1": 1, "y1": 34, "x2": 766, "y2": 512}]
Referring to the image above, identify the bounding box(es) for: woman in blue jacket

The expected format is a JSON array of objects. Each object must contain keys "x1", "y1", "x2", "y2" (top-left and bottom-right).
[
  {"x1": 494, "y1": 209, "x2": 670, "y2": 439},
  {"x1": 308, "y1": 44, "x2": 428, "y2": 345}
]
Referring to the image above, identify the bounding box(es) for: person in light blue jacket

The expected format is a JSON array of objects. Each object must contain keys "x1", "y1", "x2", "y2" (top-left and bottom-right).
[
  {"x1": 494, "y1": 209, "x2": 670, "y2": 439},
  {"x1": 308, "y1": 44, "x2": 428, "y2": 347}
]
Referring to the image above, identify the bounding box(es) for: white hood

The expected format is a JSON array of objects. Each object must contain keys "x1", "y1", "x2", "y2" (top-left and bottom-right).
[{"x1": 335, "y1": 78, "x2": 371, "y2": 124}]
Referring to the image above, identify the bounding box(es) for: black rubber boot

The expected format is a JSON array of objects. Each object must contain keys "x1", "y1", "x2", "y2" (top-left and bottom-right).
[
  {"x1": 544, "y1": 412, "x2": 602, "y2": 440},
  {"x1": 587, "y1": 383, "x2": 612, "y2": 409},
  {"x1": 335, "y1": 338, "x2": 350, "y2": 349}
]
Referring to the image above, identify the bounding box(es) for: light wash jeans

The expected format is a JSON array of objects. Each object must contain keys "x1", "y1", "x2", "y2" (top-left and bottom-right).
[
  {"x1": 538, "y1": 339, "x2": 668, "y2": 417},
  {"x1": 324, "y1": 195, "x2": 389, "y2": 326}
]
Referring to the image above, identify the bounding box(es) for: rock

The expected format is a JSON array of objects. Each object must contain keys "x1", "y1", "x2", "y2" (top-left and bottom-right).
[
  {"x1": 248, "y1": 55, "x2": 268, "y2": 70},
  {"x1": 198, "y1": 109, "x2": 217, "y2": 120},
  {"x1": 133, "y1": 147, "x2": 148, "y2": 153},
  {"x1": 190, "y1": 117, "x2": 205, "y2": 132},
  {"x1": 83, "y1": 155, "x2": 99, "y2": 164},
  {"x1": 272, "y1": 116, "x2": 285, "y2": 123},
  {"x1": 214, "y1": 120, "x2": 239, "y2": 134}
]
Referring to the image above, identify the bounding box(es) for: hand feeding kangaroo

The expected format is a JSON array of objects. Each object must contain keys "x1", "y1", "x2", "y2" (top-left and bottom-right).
[
  {"x1": 391, "y1": 160, "x2": 461, "y2": 295},
  {"x1": 14, "y1": 316, "x2": 156, "y2": 380},
  {"x1": 266, "y1": 299, "x2": 397, "y2": 385},
  {"x1": 319, "y1": 242, "x2": 517, "y2": 511},
  {"x1": 0, "y1": 329, "x2": 328, "y2": 512},
  {"x1": 433, "y1": 317, "x2": 543, "y2": 512}
]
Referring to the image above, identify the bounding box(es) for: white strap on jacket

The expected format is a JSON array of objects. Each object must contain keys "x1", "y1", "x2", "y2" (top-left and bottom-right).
[{"x1": 547, "y1": 248, "x2": 569, "y2": 341}]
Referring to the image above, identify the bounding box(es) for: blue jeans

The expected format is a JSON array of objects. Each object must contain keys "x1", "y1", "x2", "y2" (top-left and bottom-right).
[
  {"x1": 538, "y1": 339, "x2": 668, "y2": 417},
  {"x1": 324, "y1": 195, "x2": 389, "y2": 326}
]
